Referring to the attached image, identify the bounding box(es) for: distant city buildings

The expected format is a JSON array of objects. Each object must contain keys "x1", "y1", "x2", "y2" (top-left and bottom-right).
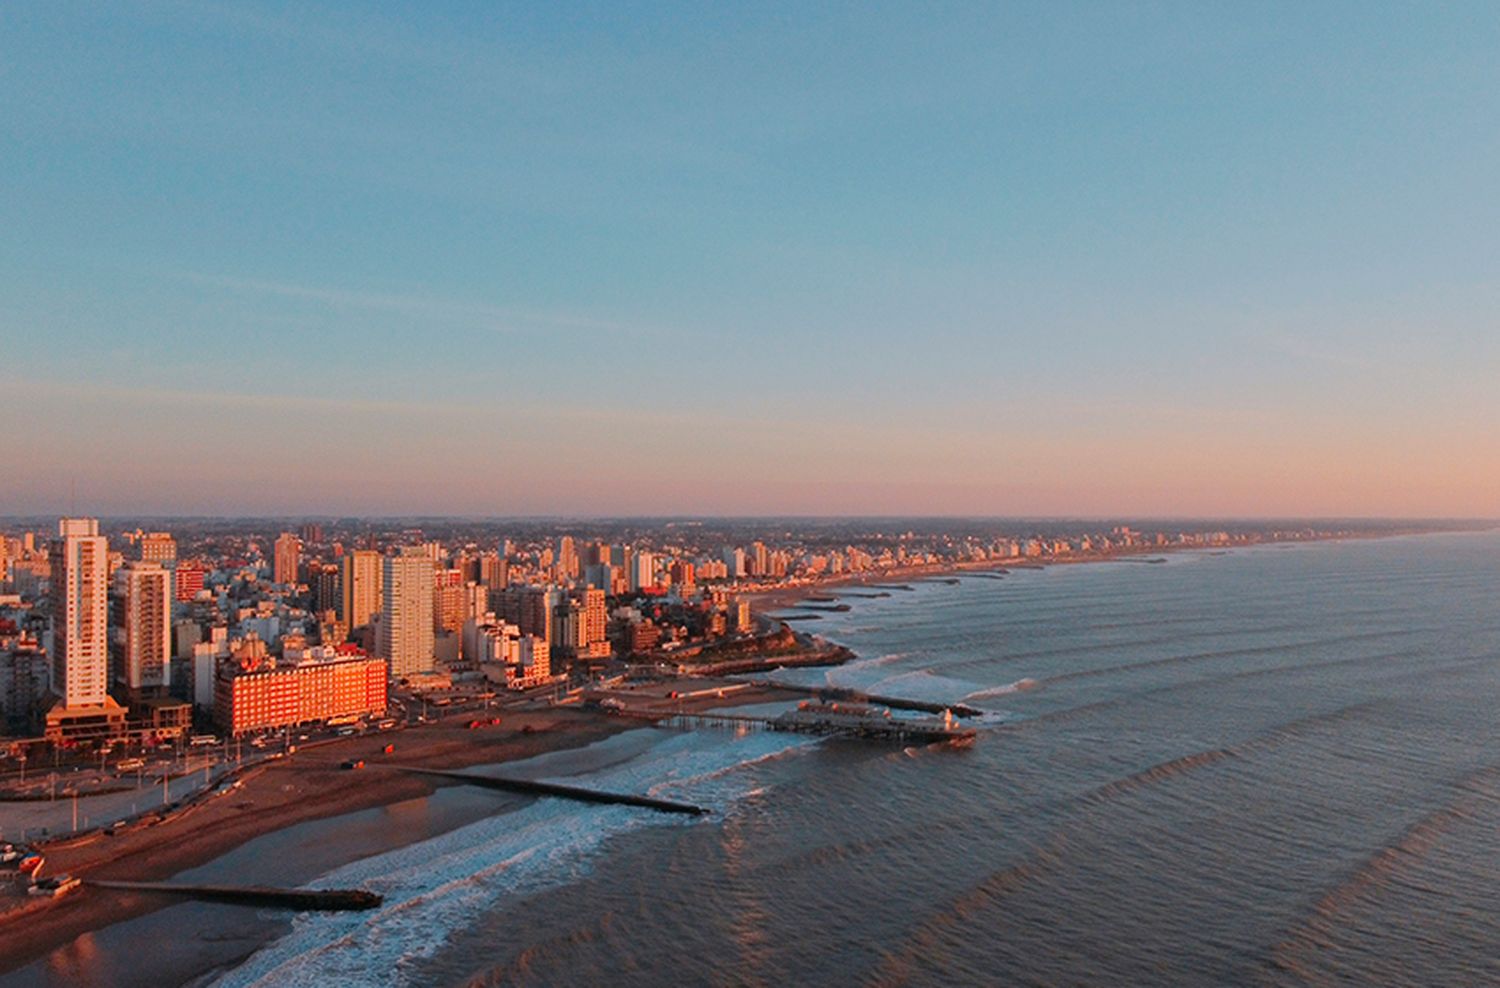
[{"x1": 0, "y1": 513, "x2": 1377, "y2": 748}]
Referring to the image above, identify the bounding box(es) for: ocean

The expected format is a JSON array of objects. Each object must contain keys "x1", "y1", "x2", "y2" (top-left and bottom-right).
[{"x1": 10, "y1": 531, "x2": 1500, "y2": 986}]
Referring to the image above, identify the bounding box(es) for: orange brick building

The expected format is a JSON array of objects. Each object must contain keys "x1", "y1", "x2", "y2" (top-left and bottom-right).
[{"x1": 214, "y1": 650, "x2": 387, "y2": 735}]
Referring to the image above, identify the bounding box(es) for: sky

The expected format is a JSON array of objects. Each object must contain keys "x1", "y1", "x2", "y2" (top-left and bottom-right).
[{"x1": 2, "y1": 2, "x2": 1497, "y2": 518}]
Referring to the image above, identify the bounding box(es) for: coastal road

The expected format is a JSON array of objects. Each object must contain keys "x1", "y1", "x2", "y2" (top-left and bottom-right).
[{"x1": 0, "y1": 755, "x2": 241, "y2": 841}]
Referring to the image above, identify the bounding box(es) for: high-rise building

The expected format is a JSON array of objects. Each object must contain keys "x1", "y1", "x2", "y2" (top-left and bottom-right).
[
  {"x1": 379, "y1": 548, "x2": 435, "y2": 678},
  {"x1": 479, "y1": 551, "x2": 508, "y2": 590},
  {"x1": 630, "y1": 551, "x2": 656, "y2": 593},
  {"x1": 341, "y1": 549, "x2": 383, "y2": 629},
  {"x1": 138, "y1": 531, "x2": 177, "y2": 564},
  {"x1": 555, "y1": 536, "x2": 579, "y2": 581},
  {"x1": 114, "y1": 561, "x2": 171, "y2": 694},
  {"x1": 578, "y1": 586, "x2": 610, "y2": 658},
  {"x1": 300, "y1": 522, "x2": 324, "y2": 544},
  {"x1": 553, "y1": 598, "x2": 582, "y2": 652},
  {"x1": 433, "y1": 567, "x2": 465, "y2": 635},
  {"x1": 721, "y1": 546, "x2": 745, "y2": 579},
  {"x1": 498, "y1": 585, "x2": 558, "y2": 644},
  {"x1": 49, "y1": 517, "x2": 109, "y2": 708},
  {"x1": 311, "y1": 563, "x2": 341, "y2": 616},
  {"x1": 273, "y1": 533, "x2": 301, "y2": 586}
]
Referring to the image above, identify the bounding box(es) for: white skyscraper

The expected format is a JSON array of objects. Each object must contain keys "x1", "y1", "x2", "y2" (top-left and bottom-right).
[
  {"x1": 379, "y1": 548, "x2": 435, "y2": 678},
  {"x1": 50, "y1": 517, "x2": 109, "y2": 708}
]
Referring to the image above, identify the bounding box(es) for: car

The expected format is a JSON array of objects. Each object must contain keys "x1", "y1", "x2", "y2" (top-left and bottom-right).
[{"x1": 340, "y1": 759, "x2": 365, "y2": 771}]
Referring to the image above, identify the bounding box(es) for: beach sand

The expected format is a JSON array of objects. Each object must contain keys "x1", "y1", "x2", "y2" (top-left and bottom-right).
[
  {"x1": 0, "y1": 709, "x2": 625, "y2": 974},
  {"x1": 0, "y1": 681, "x2": 807, "y2": 975}
]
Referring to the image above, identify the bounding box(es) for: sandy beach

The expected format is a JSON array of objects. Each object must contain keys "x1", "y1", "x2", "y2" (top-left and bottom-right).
[{"x1": 0, "y1": 709, "x2": 631, "y2": 974}]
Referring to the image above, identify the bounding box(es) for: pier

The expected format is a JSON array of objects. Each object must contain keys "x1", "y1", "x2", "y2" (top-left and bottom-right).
[
  {"x1": 402, "y1": 768, "x2": 710, "y2": 816},
  {"x1": 87, "y1": 880, "x2": 382, "y2": 911},
  {"x1": 744, "y1": 679, "x2": 985, "y2": 718},
  {"x1": 627, "y1": 707, "x2": 977, "y2": 746}
]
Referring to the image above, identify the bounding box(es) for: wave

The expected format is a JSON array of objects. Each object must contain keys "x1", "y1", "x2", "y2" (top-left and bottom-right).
[
  {"x1": 867, "y1": 699, "x2": 1398, "y2": 985},
  {"x1": 963, "y1": 678, "x2": 1040, "y2": 700},
  {"x1": 866, "y1": 835, "x2": 1072, "y2": 988},
  {"x1": 1008, "y1": 645, "x2": 1472, "y2": 729},
  {"x1": 1265, "y1": 765, "x2": 1500, "y2": 979},
  {"x1": 831, "y1": 669, "x2": 986, "y2": 705},
  {"x1": 941, "y1": 622, "x2": 1427, "y2": 677},
  {"x1": 845, "y1": 651, "x2": 912, "y2": 669},
  {"x1": 211, "y1": 729, "x2": 813, "y2": 988},
  {"x1": 1031, "y1": 627, "x2": 1428, "y2": 689}
]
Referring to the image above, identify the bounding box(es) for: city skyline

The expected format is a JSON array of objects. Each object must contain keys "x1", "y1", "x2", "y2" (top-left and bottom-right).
[{"x1": 5, "y1": 4, "x2": 1499, "y2": 518}]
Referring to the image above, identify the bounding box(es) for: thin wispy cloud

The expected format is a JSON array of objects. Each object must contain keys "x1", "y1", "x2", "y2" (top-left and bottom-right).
[
  {"x1": 179, "y1": 272, "x2": 661, "y2": 338},
  {"x1": 1246, "y1": 329, "x2": 1380, "y2": 373}
]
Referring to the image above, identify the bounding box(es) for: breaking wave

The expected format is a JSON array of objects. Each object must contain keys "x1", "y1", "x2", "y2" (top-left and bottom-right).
[{"x1": 210, "y1": 729, "x2": 817, "y2": 988}]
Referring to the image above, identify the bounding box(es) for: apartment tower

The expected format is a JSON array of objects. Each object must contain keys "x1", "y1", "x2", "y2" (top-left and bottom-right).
[
  {"x1": 49, "y1": 517, "x2": 109, "y2": 707},
  {"x1": 379, "y1": 547, "x2": 435, "y2": 678}
]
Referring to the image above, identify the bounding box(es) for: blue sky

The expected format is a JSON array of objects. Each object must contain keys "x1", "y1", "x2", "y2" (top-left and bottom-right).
[{"x1": 2, "y1": 2, "x2": 1497, "y2": 516}]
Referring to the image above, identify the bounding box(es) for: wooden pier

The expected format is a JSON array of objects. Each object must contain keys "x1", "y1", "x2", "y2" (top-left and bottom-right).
[
  {"x1": 743, "y1": 680, "x2": 985, "y2": 718},
  {"x1": 625, "y1": 707, "x2": 977, "y2": 746}
]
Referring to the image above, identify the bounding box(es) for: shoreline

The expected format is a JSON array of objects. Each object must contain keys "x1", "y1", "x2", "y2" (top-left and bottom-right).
[
  {"x1": 1, "y1": 527, "x2": 1478, "y2": 975},
  {"x1": 742, "y1": 527, "x2": 1467, "y2": 621},
  {"x1": 0, "y1": 709, "x2": 635, "y2": 974},
  {"x1": 0, "y1": 678, "x2": 805, "y2": 976}
]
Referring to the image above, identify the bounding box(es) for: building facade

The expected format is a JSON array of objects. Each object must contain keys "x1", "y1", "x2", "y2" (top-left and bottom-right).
[
  {"x1": 273, "y1": 532, "x2": 301, "y2": 586},
  {"x1": 114, "y1": 561, "x2": 172, "y2": 695},
  {"x1": 379, "y1": 548, "x2": 435, "y2": 678},
  {"x1": 341, "y1": 549, "x2": 383, "y2": 630},
  {"x1": 49, "y1": 517, "x2": 109, "y2": 708},
  {"x1": 214, "y1": 651, "x2": 387, "y2": 735}
]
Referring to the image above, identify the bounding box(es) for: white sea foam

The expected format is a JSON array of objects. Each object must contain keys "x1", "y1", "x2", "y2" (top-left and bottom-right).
[
  {"x1": 845, "y1": 651, "x2": 911, "y2": 669},
  {"x1": 825, "y1": 667, "x2": 983, "y2": 704},
  {"x1": 964, "y1": 678, "x2": 1040, "y2": 700},
  {"x1": 210, "y1": 728, "x2": 817, "y2": 988}
]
